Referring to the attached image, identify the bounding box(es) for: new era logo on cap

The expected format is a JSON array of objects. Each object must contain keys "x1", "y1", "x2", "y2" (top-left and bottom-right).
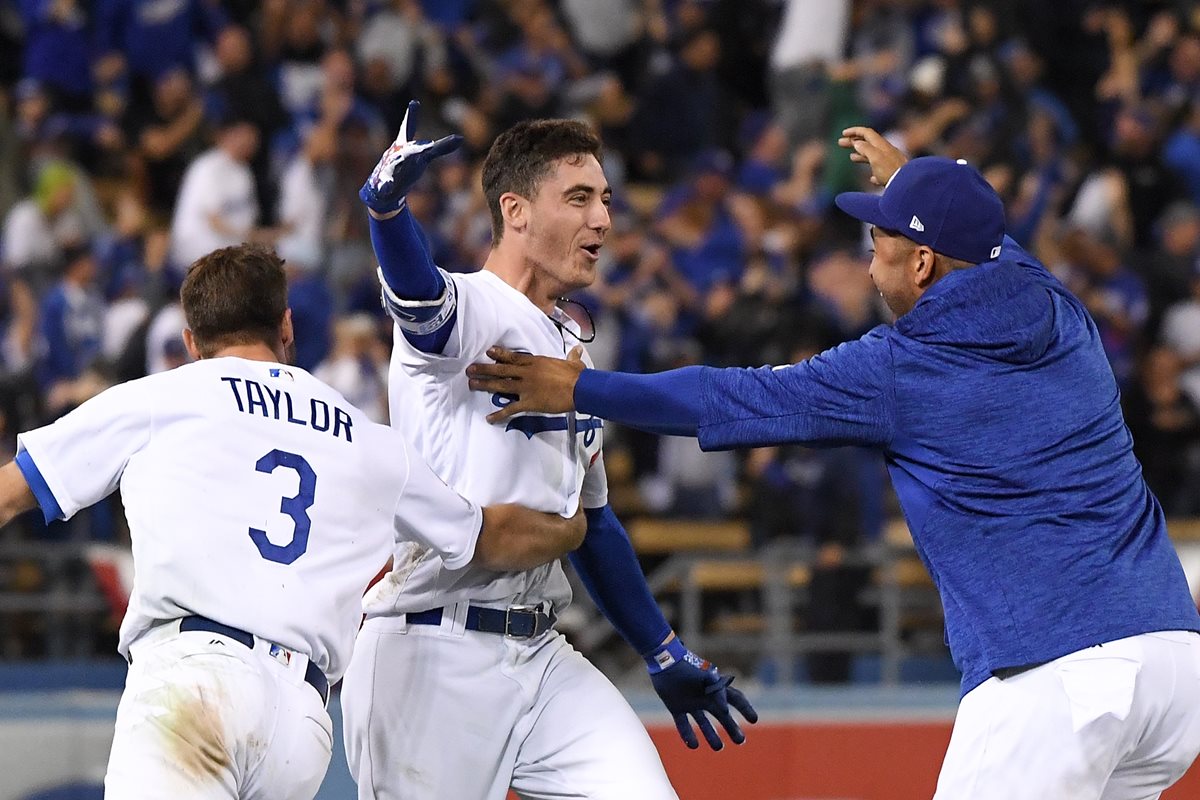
[{"x1": 834, "y1": 156, "x2": 1006, "y2": 265}]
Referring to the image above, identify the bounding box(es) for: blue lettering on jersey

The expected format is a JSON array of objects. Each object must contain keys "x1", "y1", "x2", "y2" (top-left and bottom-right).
[
  {"x1": 505, "y1": 414, "x2": 603, "y2": 445},
  {"x1": 220, "y1": 377, "x2": 353, "y2": 443},
  {"x1": 311, "y1": 399, "x2": 330, "y2": 432},
  {"x1": 491, "y1": 391, "x2": 601, "y2": 444}
]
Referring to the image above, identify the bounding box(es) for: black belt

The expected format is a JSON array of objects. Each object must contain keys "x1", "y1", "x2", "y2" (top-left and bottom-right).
[
  {"x1": 179, "y1": 615, "x2": 329, "y2": 705},
  {"x1": 406, "y1": 605, "x2": 556, "y2": 639}
]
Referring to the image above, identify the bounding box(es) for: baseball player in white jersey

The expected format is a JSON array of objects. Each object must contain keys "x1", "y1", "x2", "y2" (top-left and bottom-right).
[
  {"x1": 0, "y1": 244, "x2": 586, "y2": 800},
  {"x1": 340, "y1": 104, "x2": 756, "y2": 799}
]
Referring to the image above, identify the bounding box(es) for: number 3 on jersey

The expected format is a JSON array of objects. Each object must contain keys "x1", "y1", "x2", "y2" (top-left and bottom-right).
[{"x1": 249, "y1": 449, "x2": 317, "y2": 565}]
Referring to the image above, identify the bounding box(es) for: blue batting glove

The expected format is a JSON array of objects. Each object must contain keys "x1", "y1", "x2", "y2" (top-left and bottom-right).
[
  {"x1": 645, "y1": 637, "x2": 758, "y2": 750},
  {"x1": 360, "y1": 100, "x2": 463, "y2": 215}
]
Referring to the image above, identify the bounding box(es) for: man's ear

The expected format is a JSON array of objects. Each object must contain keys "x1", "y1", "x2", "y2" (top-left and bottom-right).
[
  {"x1": 182, "y1": 328, "x2": 202, "y2": 361},
  {"x1": 500, "y1": 192, "x2": 527, "y2": 234},
  {"x1": 913, "y1": 245, "x2": 938, "y2": 288},
  {"x1": 281, "y1": 308, "x2": 295, "y2": 349}
]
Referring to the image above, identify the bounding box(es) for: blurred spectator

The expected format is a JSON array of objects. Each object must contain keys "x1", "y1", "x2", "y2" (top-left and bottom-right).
[
  {"x1": 638, "y1": 340, "x2": 739, "y2": 518},
  {"x1": 2, "y1": 160, "x2": 85, "y2": 285},
  {"x1": 1162, "y1": 260, "x2": 1200, "y2": 410},
  {"x1": 655, "y1": 149, "x2": 747, "y2": 304},
  {"x1": 314, "y1": 314, "x2": 388, "y2": 422},
  {"x1": 356, "y1": 0, "x2": 446, "y2": 121},
  {"x1": 631, "y1": 26, "x2": 731, "y2": 180},
  {"x1": 1055, "y1": 227, "x2": 1148, "y2": 389},
  {"x1": 19, "y1": 0, "x2": 93, "y2": 110},
  {"x1": 559, "y1": 0, "x2": 644, "y2": 79},
  {"x1": 94, "y1": 0, "x2": 229, "y2": 96},
  {"x1": 1139, "y1": 202, "x2": 1200, "y2": 333},
  {"x1": 1125, "y1": 346, "x2": 1200, "y2": 516},
  {"x1": 1165, "y1": 104, "x2": 1200, "y2": 206},
  {"x1": 168, "y1": 116, "x2": 270, "y2": 274},
  {"x1": 276, "y1": 123, "x2": 334, "y2": 276},
  {"x1": 126, "y1": 68, "x2": 206, "y2": 216},
  {"x1": 35, "y1": 245, "x2": 104, "y2": 405},
  {"x1": 208, "y1": 25, "x2": 289, "y2": 222},
  {"x1": 143, "y1": 301, "x2": 188, "y2": 375},
  {"x1": 265, "y1": 0, "x2": 332, "y2": 117},
  {"x1": 769, "y1": 0, "x2": 850, "y2": 145},
  {"x1": 1110, "y1": 104, "x2": 1185, "y2": 248}
]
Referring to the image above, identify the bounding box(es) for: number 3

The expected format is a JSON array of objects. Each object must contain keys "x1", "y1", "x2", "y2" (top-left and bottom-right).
[{"x1": 249, "y1": 449, "x2": 317, "y2": 565}]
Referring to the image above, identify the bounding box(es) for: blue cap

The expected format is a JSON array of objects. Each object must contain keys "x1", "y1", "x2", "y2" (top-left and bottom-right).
[{"x1": 835, "y1": 156, "x2": 1005, "y2": 264}]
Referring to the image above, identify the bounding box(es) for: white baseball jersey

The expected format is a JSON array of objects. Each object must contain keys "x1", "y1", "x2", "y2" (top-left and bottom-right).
[
  {"x1": 366, "y1": 269, "x2": 606, "y2": 616},
  {"x1": 17, "y1": 357, "x2": 481, "y2": 682}
]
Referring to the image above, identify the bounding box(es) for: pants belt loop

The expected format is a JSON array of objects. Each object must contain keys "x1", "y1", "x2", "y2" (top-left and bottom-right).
[{"x1": 446, "y1": 601, "x2": 469, "y2": 637}]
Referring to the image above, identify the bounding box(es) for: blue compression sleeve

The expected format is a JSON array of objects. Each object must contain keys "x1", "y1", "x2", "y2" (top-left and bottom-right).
[
  {"x1": 370, "y1": 209, "x2": 456, "y2": 353},
  {"x1": 370, "y1": 209, "x2": 443, "y2": 300},
  {"x1": 574, "y1": 367, "x2": 705, "y2": 437},
  {"x1": 569, "y1": 505, "x2": 672, "y2": 656}
]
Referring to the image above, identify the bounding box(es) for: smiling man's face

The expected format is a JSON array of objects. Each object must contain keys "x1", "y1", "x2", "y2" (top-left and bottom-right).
[{"x1": 520, "y1": 154, "x2": 612, "y2": 292}]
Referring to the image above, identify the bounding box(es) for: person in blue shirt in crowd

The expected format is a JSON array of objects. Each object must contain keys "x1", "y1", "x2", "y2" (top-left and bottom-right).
[
  {"x1": 36, "y1": 245, "x2": 103, "y2": 399},
  {"x1": 19, "y1": 0, "x2": 93, "y2": 109},
  {"x1": 468, "y1": 127, "x2": 1200, "y2": 799},
  {"x1": 95, "y1": 0, "x2": 228, "y2": 87}
]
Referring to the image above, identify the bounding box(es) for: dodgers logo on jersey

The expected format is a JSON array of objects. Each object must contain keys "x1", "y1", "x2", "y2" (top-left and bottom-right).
[{"x1": 490, "y1": 392, "x2": 603, "y2": 447}]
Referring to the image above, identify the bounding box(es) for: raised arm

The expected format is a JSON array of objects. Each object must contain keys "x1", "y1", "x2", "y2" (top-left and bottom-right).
[{"x1": 360, "y1": 100, "x2": 463, "y2": 354}]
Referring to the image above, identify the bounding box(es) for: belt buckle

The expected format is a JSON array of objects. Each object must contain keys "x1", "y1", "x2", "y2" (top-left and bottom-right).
[{"x1": 504, "y1": 605, "x2": 540, "y2": 639}]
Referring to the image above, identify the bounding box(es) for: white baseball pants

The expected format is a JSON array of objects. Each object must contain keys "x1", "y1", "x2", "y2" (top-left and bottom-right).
[
  {"x1": 935, "y1": 630, "x2": 1200, "y2": 799},
  {"x1": 341, "y1": 611, "x2": 679, "y2": 799},
  {"x1": 104, "y1": 621, "x2": 333, "y2": 799}
]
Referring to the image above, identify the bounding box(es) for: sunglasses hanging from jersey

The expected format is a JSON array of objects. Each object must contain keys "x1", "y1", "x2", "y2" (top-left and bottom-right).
[{"x1": 552, "y1": 297, "x2": 596, "y2": 344}]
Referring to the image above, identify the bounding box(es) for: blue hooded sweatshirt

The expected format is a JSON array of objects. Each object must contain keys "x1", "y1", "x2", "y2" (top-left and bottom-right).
[{"x1": 575, "y1": 237, "x2": 1200, "y2": 694}]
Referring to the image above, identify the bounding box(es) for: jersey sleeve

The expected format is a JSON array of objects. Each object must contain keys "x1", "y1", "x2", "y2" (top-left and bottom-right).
[
  {"x1": 16, "y1": 380, "x2": 153, "y2": 521},
  {"x1": 388, "y1": 429, "x2": 482, "y2": 570},
  {"x1": 697, "y1": 329, "x2": 897, "y2": 451},
  {"x1": 390, "y1": 273, "x2": 504, "y2": 372}
]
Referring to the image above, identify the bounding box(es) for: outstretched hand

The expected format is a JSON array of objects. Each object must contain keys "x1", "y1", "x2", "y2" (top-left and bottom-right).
[
  {"x1": 647, "y1": 639, "x2": 759, "y2": 750},
  {"x1": 838, "y1": 126, "x2": 909, "y2": 186},
  {"x1": 466, "y1": 346, "x2": 585, "y2": 423},
  {"x1": 360, "y1": 100, "x2": 463, "y2": 217}
]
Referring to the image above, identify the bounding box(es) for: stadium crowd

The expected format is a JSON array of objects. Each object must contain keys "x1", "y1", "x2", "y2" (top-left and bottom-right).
[{"x1": 1, "y1": 0, "x2": 1200, "y2": 662}]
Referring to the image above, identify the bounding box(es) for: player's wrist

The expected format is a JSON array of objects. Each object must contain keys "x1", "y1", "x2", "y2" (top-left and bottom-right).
[
  {"x1": 644, "y1": 636, "x2": 689, "y2": 674},
  {"x1": 367, "y1": 203, "x2": 405, "y2": 221}
]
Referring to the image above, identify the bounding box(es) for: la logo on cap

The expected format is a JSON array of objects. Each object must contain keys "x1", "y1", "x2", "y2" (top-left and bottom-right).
[{"x1": 909, "y1": 215, "x2": 925, "y2": 232}]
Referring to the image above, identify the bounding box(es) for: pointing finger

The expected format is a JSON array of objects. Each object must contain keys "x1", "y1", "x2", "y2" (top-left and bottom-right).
[{"x1": 400, "y1": 99, "x2": 420, "y2": 142}]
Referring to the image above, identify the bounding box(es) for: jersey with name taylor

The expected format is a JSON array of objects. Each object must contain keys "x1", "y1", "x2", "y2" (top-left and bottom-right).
[
  {"x1": 17, "y1": 357, "x2": 481, "y2": 682},
  {"x1": 367, "y1": 269, "x2": 607, "y2": 617}
]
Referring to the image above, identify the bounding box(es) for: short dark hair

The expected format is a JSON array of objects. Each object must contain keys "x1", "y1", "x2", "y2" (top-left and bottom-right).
[
  {"x1": 481, "y1": 119, "x2": 603, "y2": 243},
  {"x1": 180, "y1": 244, "x2": 288, "y2": 357}
]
